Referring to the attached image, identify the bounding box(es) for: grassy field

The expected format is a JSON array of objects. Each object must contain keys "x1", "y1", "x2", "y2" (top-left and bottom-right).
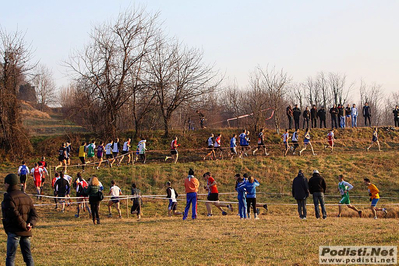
[{"x1": 0, "y1": 147, "x2": 398, "y2": 265}]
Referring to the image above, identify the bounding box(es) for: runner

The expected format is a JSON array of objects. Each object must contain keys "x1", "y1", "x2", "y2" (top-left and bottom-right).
[
  {"x1": 363, "y1": 178, "x2": 387, "y2": 219},
  {"x1": 38, "y1": 161, "x2": 48, "y2": 195},
  {"x1": 56, "y1": 143, "x2": 67, "y2": 173},
  {"x1": 291, "y1": 129, "x2": 299, "y2": 155},
  {"x1": 105, "y1": 140, "x2": 115, "y2": 167},
  {"x1": 165, "y1": 136, "x2": 180, "y2": 164},
  {"x1": 78, "y1": 141, "x2": 87, "y2": 171},
  {"x1": 74, "y1": 173, "x2": 90, "y2": 218},
  {"x1": 30, "y1": 163, "x2": 44, "y2": 199},
  {"x1": 54, "y1": 172, "x2": 70, "y2": 212},
  {"x1": 166, "y1": 181, "x2": 183, "y2": 217},
  {"x1": 64, "y1": 173, "x2": 73, "y2": 206},
  {"x1": 130, "y1": 183, "x2": 141, "y2": 220},
  {"x1": 202, "y1": 172, "x2": 233, "y2": 217},
  {"x1": 337, "y1": 175, "x2": 362, "y2": 218},
  {"x1": 252, "y1": 128, "x2": 269, "y2": 156},
  {"x1": 96, "y1": 141, "x2": 105, "y2": 170},
  {"x1": 282, "y1": 129, "x2": 290, "y2": 157},
  {"x1": 299, "y1": 128, "x2": 316, "y2": 156},
  {"x1": 203, "y1": 133, "x2": 215, "y2": 160},
  {"x1": 17, "y1": 161, "x2": 29, "y2": 192},
  {"x1": 239, "y1": 130, "x2": 249, "y2": 158},
  {"x1": 65, "y1": 141, "x2": 72, "y2": 166},
  {"x1": 51, "y1": 173, "x2": 60, "y2": 209},
  {"x1": 38, "y1": 156, "x2": 47, "y2": 168},
  {"x1": 112, "y1": 138, "x2": 120, "y2": 162},
  {"x1": 118, "y1": 138, "x2": 131, "y2": 165},
  {"x1": 107, "y1": 180, "x2": 122, "y2": 218},
  {"x1": 214, "y1": 134, "x2": 223, "y2": 159},
  {"x1": 137, "y1": 138, "x2": 147, "y2": 164},
  {"x1": 367, "y1": 127, "x2": 381, "y2": 152},
  {"x1": 325, "y1": 128, "x2": 335, "y2": 153},
  {"x1": 86, "y1": 140, "x2": 96, "y2": 164},
  {"x1": 230, "y1": 134, "x2": 238, "y2": 160}
]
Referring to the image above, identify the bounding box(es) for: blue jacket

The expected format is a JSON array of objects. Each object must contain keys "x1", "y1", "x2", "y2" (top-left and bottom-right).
[
  {"x1": 245, "y1": 180, "x2": 260, "y2": 198},
  {"x1": 236, "y1": 181, "x2": 246, "y2": 199}
]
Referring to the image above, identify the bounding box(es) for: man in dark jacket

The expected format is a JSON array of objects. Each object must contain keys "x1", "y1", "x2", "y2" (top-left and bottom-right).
[
  {"x1": 292, "y1": 170, "x2": 309, "y2": 219},
  {"x1": 317, "y1": 106, "x2": 327, "y2": 128},
  {"x1": 330, "y1": 104, "x2": 338, "y2": 129},
  {"x1": 286, "y1": 105, "x2": 293, "y2": 129},
  {"x1": 302, "y1": 107, "x2": 310, "y2": 129},
  {"x1": 310, "y1": 105, "x2": 317, "y2": 128},
  {"x1": 363, "y1": 102, "x2": 371, "y2": 126},
  {"x1": 308, "y1": 170, "x2": 327, "y2": 219},
  {"x1": 293, "y1": 104, "x2": 301, "y2": 130},
  {"x1": 393, "y1": 105, "x2": 399, "y2": 127},
  {"x1": 2, "y1": 173, "x2": 38, "y2": 266}
]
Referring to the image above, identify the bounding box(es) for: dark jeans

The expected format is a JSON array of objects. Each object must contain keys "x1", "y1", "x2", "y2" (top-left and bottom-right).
[
  {"x1": 90, "y1": 201, "x2": 100, "y2": 222},
  {"x1": 294, "y1": 119, "x2": 300, "y2": 130},
  {"x1": 6, "y1": 233, "x2": 34, "y2": 266},
  {"x1": 331, "y1": 117, "x2": 338, "y2": 128},
  {"x1": 364, "y1": 116, "x2": 371, "y2": 126},
  {"x1": 303, "y1": 118, "x2": 309, "y2": 129},
  {"x1": 395, "y1": 118, "x2": 399, "y2": 127},
  {"x1": 296, "y1": 199, "x2": 307, "y2": 218},
  {"x1": 287, "y1": 116, "x2": 292, "y2": 129},
  {"x1": 320, "y1": 119, "x2": 326, "y2": 128},
  {"x1": 312, "y1": 192, "x2": 327, "y2": 218},
  {"x1": 311, "y1": 118, "x2": 317, "y2": 128}
]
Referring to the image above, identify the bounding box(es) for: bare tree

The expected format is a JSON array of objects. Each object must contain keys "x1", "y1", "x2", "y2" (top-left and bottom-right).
[
  {"x1": 66, "y1": 8, "x2": 159, "y2": 137},
  {"x1": 0, "y1": 28, "x2": 34, "y2": 157},
  {"x1": 315, "y1": 72, "x2": 330, "y2": 108},
  {"x1": 146, "y1": 39, "x2": 220, "y2": 137},
  {"x1": 32, "y1": 64, "x2": 56, "y2": 110},
  {"x1": 329, "y1": 72, "x2": 352, "y2": 105},
  {"x1": 359, "y1": 80, "x2": 384, "y2": 126}
]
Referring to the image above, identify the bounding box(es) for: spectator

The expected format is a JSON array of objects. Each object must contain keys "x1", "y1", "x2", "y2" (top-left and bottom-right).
[
  {"x1": 330, "y1": 104, "x2": 338, "y2": 129},
  {"x1": 293, "y1": 104, "x2": 301, "y2": 130},
  {"x1": 292, "y1": 170, "x2": 309, "y2": 219},
  {"x1": 310, "y1": 105, "x2": 317, "y2": 128},
  {"x1": 308, "y1": 170, "x2": 327, "y2": 219},
  {"x1": 393, "y1": 105, "x2": 399, "y2": 127},
  {"x1": 345, "y1": 104, "x2": 352, "y2": 128},
  {"x1": 363, "y1": 102, "x2": 371, "y2": 126},
  {"x1": 183, "y1": 169, "x2": 199, "y2": 220},
  {"x1": 130, "y1": 183, "x2": 142, "y2": 219},
  {"x1": 302, "y1": 106, "x2": 310, "y2": 129},
  {"x1": 351, "y1": 104, "x2": 358, "y2": 128},
  {"x1": 286, "y1": 105, "x2": 293, "y2": 129},
  {"x1": 236, "y1": 176, "x2": 247, "y2": 219},
  {"x1": 338, "y1": 104, "x2": 345, "y2": 128},
  {"x1": 2, "y1": 173, "x2": 38, "y2": 266},
  {"x1": 245, "y1": 176, "x2": 260, "y2": 219},
  {"x1": 87, "y1": 176, "x2": 102, "y2": 225},
  {"x1": 317, "y1": 106, "x2": 327, "y2": 128}
]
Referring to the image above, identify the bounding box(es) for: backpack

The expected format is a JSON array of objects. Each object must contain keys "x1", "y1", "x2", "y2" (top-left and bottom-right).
[{"x1": 20, "y1": 165, "x2": 28, "y2": 175}]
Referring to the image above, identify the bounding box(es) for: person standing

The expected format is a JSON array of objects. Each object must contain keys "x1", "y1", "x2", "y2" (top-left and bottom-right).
[
  {"x1": 363, "y1": 178, "x2": 387, "y2": 219},
  {"x1": 165, "y1": 136, "x2": 180, "y2": 164},
  {"x1": 393, "y1": 105, "x2": 399, "y2": 127},
  {"x1": 236, "y1": 176, "x2": 247, "y2": 219},
  {"x1": 17, "y1": 161, "x2": 30, "y2": 193},
  {"x1": 351, "y1": 104, "x2": 358, "y2": 128},
  {"x1": 245, "y1": 176, "x2": 260, "y2": 219},
  {"x1": 292, "y1": 170, "x2": 309, "y2": 220},
  {"x1": 183, "y1": 169, "x2": 199, "y2": 220},
  {"x1": 196, "y1": 110, "x2": 205, "y2": 129},
  {"x1": 203, "y1": 172, "x2": 233, "y2": 216},
  {"x1": 330, "y1": 104, "x2": 338, "y2": 129},
  {"x1": 302, "y1": 107, "x2": 310, "y2": 129},
  {"x1": 310, "y1": 105, "x2": 317, "y2": 128},
  {"x1": 345, "y1": 104, "x2": 352, "y2": 128},
  {"x1": 130, "y1": 183, "x2": 142, "y2": 219},
  {"x1": 87, "y1": 176, "x2": 102, "y2": 224},
  {"x1": 293, "y1": 104, "x2": 301, "y2": 130},
  {"x1": 308, "y1": 170, "x2": 327, "y2": 219},
  {"x1": 363, "y1": 102, "x2": 372, "y2": 126},
  {"x1": 337, "y1": 175, "x2": 362, "y2": 218},
  {"x1": 2, "y1": 174, "x2": 38, "y2": 266},
  {"x1": 317, "y1": 106, "x2": 327, "y2": 128},
  {"x1": 286, "y1": 105, "x2": 293, "y2": 129},
  {"x1": 338, "y1": 104, "x2": 345, "y2": 128}
]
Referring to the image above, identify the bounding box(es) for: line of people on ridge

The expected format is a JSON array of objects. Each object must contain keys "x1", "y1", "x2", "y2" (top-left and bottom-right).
[{"x1": 292, "y1": 170, "x2": 388, "y2": 220}]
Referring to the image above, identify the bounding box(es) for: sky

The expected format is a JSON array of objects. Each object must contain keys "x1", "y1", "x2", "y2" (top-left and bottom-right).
[{"x1": 1, "y1": 1, "x2": 398, "y2": 101}]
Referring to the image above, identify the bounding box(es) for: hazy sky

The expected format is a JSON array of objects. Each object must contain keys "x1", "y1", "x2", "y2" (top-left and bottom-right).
[{"x1": 1, "y1": 1, "x2": 398, "y2": 101}]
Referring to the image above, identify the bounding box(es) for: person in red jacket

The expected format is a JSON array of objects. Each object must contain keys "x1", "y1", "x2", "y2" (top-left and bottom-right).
[{"x1": 165, "y1": 136, "x2": 180, "y2": 164}]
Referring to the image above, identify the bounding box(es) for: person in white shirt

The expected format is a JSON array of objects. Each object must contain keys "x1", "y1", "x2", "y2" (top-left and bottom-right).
[
  {"x1": 105, "y1": 140, "x2": 115, "y2": 167},
  {"x1": 137, "y1": 138, "x2": 147, "y2": 164},
  {"x1": 351, "y1": 104, "x2": 358, "y2": 128},
  {"x1": 118, "y1": 138, "x2": 131, "y2": 165},
  {"x1": 108, "y1": 180, "x2": 122, "y2": 218},
  {"x1": 282, "y1": 129, "x2": 290, "y2": 157},
  {"x1": 166, "y1": 181, "x2": 183, "y2": 216},
  {"x1": 203, "y1": 133, "x2": 216, "y2": 160}
]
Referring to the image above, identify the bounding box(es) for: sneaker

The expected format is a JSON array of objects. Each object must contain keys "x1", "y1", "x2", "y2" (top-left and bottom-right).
[
  {"x1": 252, "y1": 150, "x2": 256, "y2": 156},
  {"x1": 265, "y1": 153, "x2": 269, "y2": 156},
  {"x1": 382, "y1": 208, "x2": 388, "y2": 217},
  {"x1": 323, "y1": 216, "x2": 327, "y2": 219},
  {"x1": 137, "y1": 215, "x2": 141, "y2": 220},
  {"x1": 96, "y1": 167, "x2": 99, "y2": 170},
  {"x1": 97, "y1": 220, "x2": 100, "y2": 224},
  {"x1": 337, "y1": 214, "x2": 341, "y2": 218},
  {"x1": 207, "y1": 214, "x2": 213, "y2": 217},
  {"x1": 75, "y1": 214, "x2": 79, "y2": 218},
  {"x1": 358, "y1": 211, "x2": 362, "y2": 218},
  {"x1": 222, "y1": 211, "x2": 227, "y2": 216},
  {"x1": 227, "y1": 204, "x2": 233, "y2": 212},
  {"x1": 302, "y1": 217, "x2": 307, "y2": 220},
  {"x1": 164, "y1": 157, "x2": 168, "y2": 161},
  {"x1": 256, "y1": 208, "x2": 260, "y2": 216},
  {"x1": 255, "y1": 216, "x2": 260, "y2": 220},
  {"x1": 263, "y1": 204, "x2": 268, "y2": 212},
  {"x1": 374, "y1": 216, "x2": 378, "y2": 219},
  {"x1": 299, "y1": 151, "x2": 302, "y2": 156},
  {"x1": 118, "y1": 215, "x2": 122, "y2": 219},
  {"x1": 367, "y1": 147, "x2": 370, "y2": 151},
  {"x1": 108, "y1": 213, "x2": 112, "y2": 218}
]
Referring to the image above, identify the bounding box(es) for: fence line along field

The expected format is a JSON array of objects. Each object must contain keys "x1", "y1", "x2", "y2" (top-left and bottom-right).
[{"x1": 1, "y1": 146, "x2": 399, "y2": 265}]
